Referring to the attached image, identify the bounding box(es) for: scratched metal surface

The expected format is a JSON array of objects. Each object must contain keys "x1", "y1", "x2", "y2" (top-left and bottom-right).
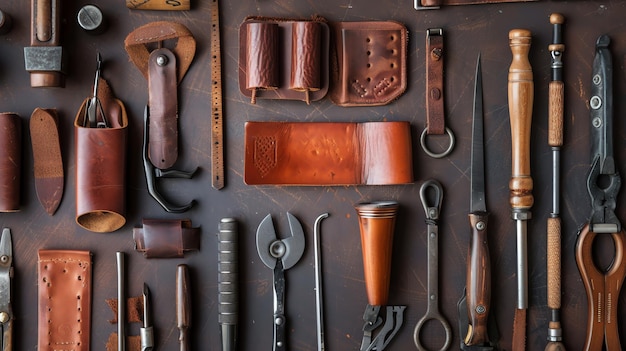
[{"x1": 0, "y1": 1, "x2": 625, "y2": 350}]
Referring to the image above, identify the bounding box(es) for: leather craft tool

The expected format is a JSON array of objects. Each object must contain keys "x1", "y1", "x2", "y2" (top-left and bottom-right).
[
  {"x1": 314, "y1": 213, "x2": 329, "y2": 351},
  {"x1": 458, "y1": 55, "x2": 499, "y2": 351},
  {"x1": 117, "y1": 252, "x2": 126, "y2": 351},
  {"x1": 30, "y1": 108, "x2": 63, "y2": 216},
  {"x1": 354, "y1": 202, "x2": 406, "y2": 351},
  {"x1": 218, "y1": 218, "x2": 238, "y2": 351},
  {"x1": 210, "y1": 0, "x2": 225, "y2": 189},
  {"x1": 256, "y1": 213, "x2": 305, "y2": 351},
  {"x1": 124, "y1": 21, "x2": 196, "y2": 170},
  {"x1": 140, "y1": 283, "x2": 154, "y2": 351},
  {"x1": 126, "y1": 0, "x2": 190, "y2": 11},
  {"x1": 142, "y1": 107, "x2": 196, "y2": 213},
  {"x1": 84, "y1": 53, "x2": 108, "y2": 128},
  {"x1": 508, "y1": 29, "x2": 534, "y2": 351},
  {"x1": 421, "y1": 29, "x2": 455, "y2": 159},
  {"x1": 24, "y1": 0, "x2": 65, "y2": 87},
  {"x1": 177, "y1": 264, "x2": 191, "y2": 351},
  {"x1": 413, "y1": 180, "x2": 452, "y2": 351},
  {"x1": 545, "y1": 13, "x2": 566, "y2": 351},
  {"x1": 575, "y1": 34, "x2": 626, "y2": 351},
  {"x1": 0, "y1": 229, "x2": 13, "y2": 351}
]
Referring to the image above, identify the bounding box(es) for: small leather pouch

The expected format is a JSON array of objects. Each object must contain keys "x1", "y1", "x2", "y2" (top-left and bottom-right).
[
  {"x1": 0, "y1": 113, "x2": 21, "y2": 212},
  {"x1": 244, "y1": 121, "x2": 413, "y2": 185},
  {"x1": 74, "y1": 78, "x2": 128, "y2": 233},
  {"x1": 133, "y1": 219, "x2": 201, "y2": 258},
  {"x1": 239, "y1": 16, "x2": 330, "y2": 103},
  {"x1": 38, "y1": 250, "x2": 92, "y2": 351},
  {"x1": 329, "y1": 21, "x2": 407, "y2": 106}
]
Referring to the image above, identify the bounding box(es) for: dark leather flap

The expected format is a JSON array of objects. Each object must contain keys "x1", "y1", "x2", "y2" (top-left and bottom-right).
[{"x1": 133, "y1": 219, "x2": 200, "y2": 258}]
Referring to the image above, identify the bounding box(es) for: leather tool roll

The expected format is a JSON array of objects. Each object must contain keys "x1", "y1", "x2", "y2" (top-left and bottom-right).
[
  {"x1": 0, "y1": 113, "x2": 21, "y2": 212},
  {"x1": 244, "y1": 121, "x2": 413, "y2": 185},
  {"x1": 133, "y1": 218, "x2": 201, "y2": 258},
  {"x1": 330, "y1": 21, "x2": 407, "y2": 106},
  {"x1": 239, "y1": 17, "x2": 330, "y2": 103},
  {"x1": 38, "y1": 250, "x2": 92, "y2": 351},
  {"x1": 74, "y1": 78, "x2": 128, "y2": 233}
]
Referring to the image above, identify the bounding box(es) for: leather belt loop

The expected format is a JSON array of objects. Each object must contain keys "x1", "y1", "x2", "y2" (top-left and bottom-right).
[
  {"x1": 133, "y1": 218, "x2": 201, "y2": 258},
  {"x1": 426, "y1": 28, "x2": 445, "y2": 135}
]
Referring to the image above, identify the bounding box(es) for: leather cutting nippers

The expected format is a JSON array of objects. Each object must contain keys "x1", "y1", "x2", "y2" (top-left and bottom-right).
[
  {"x1": 0, "y1": 228, "x2": 13, "y2": 351},
  {"x1": 84, "y1": 52, "x2": 108, "y2": 128},
  {"x1": 256, "y1": 213, "x2": 305, "y2": 351},
  {"x1": 575, "y1": 34, "x2": 626, "y2": 351}
]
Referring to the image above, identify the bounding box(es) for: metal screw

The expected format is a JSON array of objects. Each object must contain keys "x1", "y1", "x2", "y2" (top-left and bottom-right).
[
  {"x1": 0, "y1": 255, "x2": 7, "y2": 264},
  {"x1": 476, "y1": 221, "x2": 485, "y2": 231},
  {"x1": 593, "y1": 74, "x2": 602, "y2": 85},
  {"x1": 0, "y1": 311, "x2": 8, "y2": 323},
  {"x1": 156, "y1": 55, "x2": 169, "y2": 66},
  {"x1": 590, "y1": 96, "x2": 602, "y2": 110},
  {"x1": 275, "y1": 316, "x2": 283, "y2": 325},
  {"x1": 592, "y1": 117, "x2": 602, "y2": 128},
  {"x1": 476, "y1": 305, "x2": 486, "y2": 314}
]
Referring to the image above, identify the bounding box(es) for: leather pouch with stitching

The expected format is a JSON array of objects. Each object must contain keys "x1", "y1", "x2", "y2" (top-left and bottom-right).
[
  {"x1": 329, "y1": 21, "x2": 407, "y2": 106},
  {"x1": 0, "y1": 113, "x2": 21, "y2": 212},
  {"x1": 74, "y1": 78, "x2": 128, "y2": 233}
]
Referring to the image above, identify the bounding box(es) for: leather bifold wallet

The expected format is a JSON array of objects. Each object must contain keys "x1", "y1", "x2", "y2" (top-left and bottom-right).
[
  {"x1": 244, "y1": 121, "x2": 413, "y2": 185},
  {"x1": 74, "y1": 78, "x2": 128, "y2": 233}
]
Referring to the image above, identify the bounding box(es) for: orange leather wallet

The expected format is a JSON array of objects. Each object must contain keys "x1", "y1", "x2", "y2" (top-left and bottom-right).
[{"x1": 244, "y1": 121, "x2": 413, "y2": 185}]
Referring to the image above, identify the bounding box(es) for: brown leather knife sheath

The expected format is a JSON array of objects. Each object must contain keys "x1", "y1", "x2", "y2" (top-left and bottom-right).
[
  {"x1": 30, "y1": 108, "x2": 63, "y2": 215},
  {"x1": 244, "y1": 121, "x2": 413, "y2": 185},
  {"x1": 38, "y1": 250, "x2": 92, "y2": 351}
]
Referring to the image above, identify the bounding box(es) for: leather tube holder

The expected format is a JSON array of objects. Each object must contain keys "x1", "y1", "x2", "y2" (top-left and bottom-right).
[
  {"x1": 74, "y1": 78, "x2": 128, "y2": 233},
  {"x1": 239, "y1": 16, "x2": 330, "y2": 103},
  {"x1": 133, "y1": 219, "x2": 201, "y2": 258},
  {"x1": 244, "y1": 121, "x2": 413, "y2": 185},
  {"x1": 354, "y1": 201, "x2": 399, "y2": 306},
  {"x1": 329, "y1": 21, "x2": 407, "y2": 106},
  {"x1": 38, "y1": 250, "x2": 92, "y2": 351},
  {"x1": 0, "y1": 113, "x2": 21, "y2": 212}
]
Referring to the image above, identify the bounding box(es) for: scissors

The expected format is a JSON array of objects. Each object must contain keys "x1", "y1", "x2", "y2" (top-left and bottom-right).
[
  {"x1": 0, "y1": 228, "x2": 13, "y2": 351},
  {"x1": 414, "y1": 180, "x2": 452, "y2": 351},
  {"x1": 575, "y1": 34, "x2": 626, "y2": 351}
]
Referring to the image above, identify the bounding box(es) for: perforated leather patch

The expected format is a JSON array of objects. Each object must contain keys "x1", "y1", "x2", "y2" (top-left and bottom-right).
[{"x1": 253, "y1": 136, "x2": 277, "y2": 177}]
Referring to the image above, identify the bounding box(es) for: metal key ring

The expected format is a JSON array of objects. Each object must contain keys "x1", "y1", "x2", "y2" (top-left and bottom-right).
[
  {"x1": 414, "y1": 180, "x2": 453, "y2": 351},
  {"x1": 420, "y1": 127, "x2": 455, "y2": 159}
]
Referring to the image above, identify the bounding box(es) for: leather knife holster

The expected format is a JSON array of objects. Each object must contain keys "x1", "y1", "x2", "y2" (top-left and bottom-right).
[
  {"x1": 74, "y1": 77, "x2": 128, "y2": 233},
  {"x1": 133, "y1": 218, "x2": 201, "y2": 258},
  {"x1": 0, "y1": 113, "x2": 21, "y2": 212},
  {"x1": 329, "y1": 21, "x2": 407, "y2": 106},
  {"x1": 244, "y1": 121, "x2": 413, "y2": 185}
]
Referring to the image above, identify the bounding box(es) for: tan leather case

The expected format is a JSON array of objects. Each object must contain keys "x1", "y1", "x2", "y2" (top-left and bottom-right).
[
  {"x1": 244, "y1": 121, "x2": 413, "y2": 185},
  {"x1": 0, "y1": 113, "x2": 21, "y2": 212},
  {"x1": 329, "y1": 21, "x2": 407, "y2": 106}
]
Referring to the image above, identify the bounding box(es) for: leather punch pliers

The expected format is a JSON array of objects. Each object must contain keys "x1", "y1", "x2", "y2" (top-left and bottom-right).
[
  {"x1": 256, "y1": 213, "x2": 305, "y2": 351},
  {"x1": 575, "y1": 34, "x2": 626, "y2": 351},
  {"x1": 0, "y1": 228, "x2": 13, "y2": 351}
]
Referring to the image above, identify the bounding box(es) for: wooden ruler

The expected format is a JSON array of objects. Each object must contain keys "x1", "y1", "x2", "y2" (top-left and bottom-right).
[{"x1": 210, "y1": 0, "x2": 225, "y2": 189}]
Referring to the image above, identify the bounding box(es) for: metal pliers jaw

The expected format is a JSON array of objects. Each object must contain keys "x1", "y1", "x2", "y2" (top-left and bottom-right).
[
  {"x1": 143, "y1": 106, "x2": 197, "y2": 213},
  {"x1": 0, "y1": 228, "x2": 13, "y2": 351}
]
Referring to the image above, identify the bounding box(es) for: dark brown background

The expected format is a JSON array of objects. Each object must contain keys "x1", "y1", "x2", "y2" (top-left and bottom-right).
[{"x1": 0, "y1": 1, "x2": 625, "y2": 350}]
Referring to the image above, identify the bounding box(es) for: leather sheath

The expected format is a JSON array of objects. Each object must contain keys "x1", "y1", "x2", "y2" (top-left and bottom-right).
[
  {"x1": 244, "y1": 121, "x2": 413, "y2": 185},
  {"x1": 30, "y1": 108, "x2": 64, "y2": 215},
  {"x1": 133, "y1": 219, "x2": 201, "y2": 258},
  {"x1": 426, "y1": 29, "x2": 445, "y2": 135},
  {"x1": 0, "y1": 113, "x2": 21, "y2": 212},
  {"x1": 38, "y1": 250, "x2": 92, "y2": 351},
  {"x1": 74, "y1": 77, "x2": 128, "y2": 233},
  {"x1": 239, "y1": 17, "x2": 330, "y2": 103},
  {"x1": 417, "y1": 0, "x2": 536, "y2": 8},
  {"x1": 329, "y1": 21, "x2": 407, "y2": 106}
]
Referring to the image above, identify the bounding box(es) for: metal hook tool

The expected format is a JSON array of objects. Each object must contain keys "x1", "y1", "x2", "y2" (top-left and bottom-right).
[
  {"x1": 314, "y1": 213, "x2": 329, "y2": 351},
  {"x1": 84, "y1": 52, "x2": 108, "y2": 128},
  {"x1": 414, "y1": 180, "x2": 452, "y2": 351}
]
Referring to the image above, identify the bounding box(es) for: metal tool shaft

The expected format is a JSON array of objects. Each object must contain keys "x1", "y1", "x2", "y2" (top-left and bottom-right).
[
  {"x1": 116, "y1": 252, "x2": 126, "y2": 351},
  {"x1": 177, "y1": 264, "x2": 191, "y2": 351},
  {"x1": 508, "y1": 28, "x2": 534, "y2": 351},
  {"x1": 218, "y1": 218, "x2": 238, "y2": 351},
  {"x1": 314, "y1": 213, "x2": 329, "y2": 351}
]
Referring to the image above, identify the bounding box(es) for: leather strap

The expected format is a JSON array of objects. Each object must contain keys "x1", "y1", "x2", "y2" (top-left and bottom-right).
[
  {"x1": 329, "y1": 21, "x2": 407, "y2": 106},
  {"x1": 125, "y1": 21, "x2": 196, "y2": 170},
  {"x1": 244, "y1": 121, "x2": 413, "y2": 185},
  {"x1": 38, "y1": 250, "x2": 92, "y2": 351},
  {"x1": 426, "y1": 29, "x2": 445, "y2": 135},
  {"x1": 0, "y1": 113, "x2": 21, "y2": 212},
  {"x1": 30, "y1": 108, "x2": 64, "y2": 215},
  {"x1": 416, "y1": 0, "x2": 536, "y2": 9},
  {"x1": 133, "y1": 219, "x2": 201, "y2": 258}
]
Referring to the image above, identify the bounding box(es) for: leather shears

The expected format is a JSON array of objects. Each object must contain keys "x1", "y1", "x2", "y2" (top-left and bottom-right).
[
  {"x1": 575, "y1": 35, "x2": 626, "y2": 351},
  {"x1": 0, "y1": 228, "x2": 13, "y2": 351},
  {"x1": 414, "y1": 180, "x2": 452, "y2": 351},
  {"x1": 256, "y1": 213, "x2": 305, "y2": 351}
]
